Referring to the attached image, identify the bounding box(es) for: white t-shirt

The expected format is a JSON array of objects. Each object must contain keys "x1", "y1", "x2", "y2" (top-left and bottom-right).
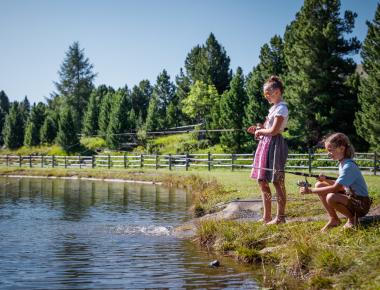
[{"x1": 264, "y1": 101, "x2": 288, "y2": 133}]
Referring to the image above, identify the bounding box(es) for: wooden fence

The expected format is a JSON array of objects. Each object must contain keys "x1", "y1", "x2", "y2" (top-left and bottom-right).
[{"x1": 0, "y1": 152, "x2": 378, "y2": 175}]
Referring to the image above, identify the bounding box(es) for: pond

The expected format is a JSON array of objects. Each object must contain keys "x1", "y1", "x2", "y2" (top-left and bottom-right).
[{"x1": 0, "y1": 177, "x2": 261, "y2": 289}]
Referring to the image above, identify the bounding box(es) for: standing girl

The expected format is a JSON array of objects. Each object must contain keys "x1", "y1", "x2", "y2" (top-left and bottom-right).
[
  {"x1": 299, "y1": 133, "x2": 371, "y2": 232},
  {"x1": 247, "y1": 75, "x2": 289, "y2": 224}
]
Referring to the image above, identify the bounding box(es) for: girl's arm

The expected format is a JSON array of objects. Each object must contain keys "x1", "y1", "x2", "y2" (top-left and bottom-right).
[
  {"x1": 255, "y1": 116, "x2": 284, "y2": 137},
  {"x1": 300, "y1": 181, "x2": 345, "y2": 195}
]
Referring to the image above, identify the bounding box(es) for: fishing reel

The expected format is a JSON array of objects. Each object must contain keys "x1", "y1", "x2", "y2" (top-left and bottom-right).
[{"x1": 296, "y1": 180, "x2": 311, "y2": 188}]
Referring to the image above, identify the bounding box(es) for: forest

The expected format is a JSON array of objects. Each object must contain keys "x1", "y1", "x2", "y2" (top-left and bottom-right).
[{"x1": 0, "y1": 0, "x2": 379, "y2": 155}]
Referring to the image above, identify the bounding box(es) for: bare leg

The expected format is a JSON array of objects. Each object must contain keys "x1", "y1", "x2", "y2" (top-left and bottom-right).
[
  {"x1": 258, "y1": 180, "x2": 272, "y2": 223},
  {"x1": 326, "y1": 193, "x2": 356, "y2": 229},
  {"x1": 315, "y1": 182, "x2": 341, "y2": 232},
  {"x1": 266, "y1": 180, "x2": 286, "y2": 224}
]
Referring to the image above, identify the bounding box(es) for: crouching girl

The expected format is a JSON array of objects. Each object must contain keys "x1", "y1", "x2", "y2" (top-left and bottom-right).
[{"x1": 299, "y1": 133, "x2": 371, "y2": 232}]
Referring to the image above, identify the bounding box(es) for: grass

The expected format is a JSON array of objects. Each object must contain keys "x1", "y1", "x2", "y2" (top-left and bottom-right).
[
  {"x1": 196, "y1": 219, "x2": 380, "y2": 289},
  {"x1": 0, "y1": 165, "x2": 379, "y2": 289}
]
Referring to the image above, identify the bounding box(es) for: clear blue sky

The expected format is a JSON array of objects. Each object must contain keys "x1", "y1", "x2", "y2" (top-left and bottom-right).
[{"x1": 0, "y1": 0, "x2": 378, "y2": 103}]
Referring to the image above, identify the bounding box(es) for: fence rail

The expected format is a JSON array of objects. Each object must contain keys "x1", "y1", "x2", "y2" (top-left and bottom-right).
[{"x1": 0, "y1": 152, "x2": 378, "y2": 175}]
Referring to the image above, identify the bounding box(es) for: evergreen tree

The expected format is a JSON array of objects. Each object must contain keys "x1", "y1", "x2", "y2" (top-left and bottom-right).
[
  {"x1": 20, "y1": 96, "x2": 31, "y2": 123},
  {"x1": 219, "y1": 67, "x2": 248, "y2": 153},
  {"x1": 54, "y1": 42, "x2": 97, "y2": 130},
  {"x1": 154, "y1": 69, "x2": 176, "y2": 129},
  {"x1": 24, "y1": 102, "x2": 46, "y2": 146},
  {"x1": 174, "y1": 69, "x2": 191, "y2": 125},
  {"x1": 40, "y1": 115, "x2": 57, "y2": 145},
  {"x1": 83, "y1": 91, "x2": 100, "y2": 136},
  {"x1": 166, "y1": 102, "x2": 177, "y2": 128},
  {"x1": 3, "y1": 102, "x2": 25, "y2": 149},
  {"x1": 82, "y1": 84, "x2": 114, "y2": 137},
  {"x1": 145, "y1": 94, "x2": 160, "y2": 132},
  {"x1": 130, "y1": 80, "x2": 152, "y2": 120},
  {"x1": 355, "y1": 3, "x2": 380, "y2": 151},
  {"x1": 24, "y1": 121, "x2": 37, "y2": 147},
  {"x1": 0, "y1": 90, "x2": 10, "y2": 145},
  {"x1": 284, "y1": 0, "x2": 360, "y2": 148},
  {"x1": 98, "y1": 91, "x2": 114, "y2": 136},
  {"x1": 185, "y1": 33, "x2": 231, "y2": 94},
  {"x1": 106, "y1": 91, "x2": 132, "y2": 149},
  {"x1": 204, "y1": 33, "x2": 232, "y2": 94},
  {"x1": 56, "y1": 106, "x2": 79, "y2": 152}
]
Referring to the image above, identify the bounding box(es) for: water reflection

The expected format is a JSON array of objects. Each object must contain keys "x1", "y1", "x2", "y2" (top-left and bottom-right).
[{"x1": 0, "y1": 176, "x2": 260, "y2": 289}]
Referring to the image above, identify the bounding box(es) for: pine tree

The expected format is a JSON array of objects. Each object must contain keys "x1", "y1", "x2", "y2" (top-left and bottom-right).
[
  {"x1": 184, "y1": 33, "x2": 231, "y2": 94},
  {"x1": 204, "y1": 33, "x2": 232, "y2": 94},
  {"x1": 24, "y1": 102, "x2": 46, "y2": 146},
  {"x1": 56, "y1": 106, "x2": 79, "y2": 152},
  {"x1": 219, "y1": 67, "x2": 248, "y2": 153},
  {"x1": 154, "y1": 69, "x2": 176, "y2": 129},
  {"x1": 40, "y1": 115, "x2": 57, "y2": 145},
  {"x1": 106, "y1": 90, "x2": 132, "y2": 149},
  {"x1": 0, "y1": 90, "x2": 10, "y2": 145},
  {"x1": 83, "y1": 91, "x2": 100, "y2": 136},
  {"x1": 20, "y1": 96, "x2": 30, "y2": 123},
  {"x1": 284, "y1": 0, "x2": 360, "y2": 148},
  {"x1": 3, "y1": 102, "x2": 25, "y2": 149},
  {"x1": 145, "y1": 94, "x2": 160, "y2": 132},
  {"x1": 174, "y1": 69, "x2": 191, "y2": 125},
  {"x1": 24, "y1": 121, "x2": 37, "y2": 147},
  {"x1": 83, "y1": 85, "x2": 114, "y2": 137},
  {"x1": 98, "y1": 91, "x2": 114, "y2": 136},
  {"x1": 130, "y1": 80, "x2": 152, "y2": 121},
  {"x1": 54, "y1": 42, "x2": 96, "y2": 130},
  {"x1": 354, "y1": 3, "x2": 380, "y2": 151}
]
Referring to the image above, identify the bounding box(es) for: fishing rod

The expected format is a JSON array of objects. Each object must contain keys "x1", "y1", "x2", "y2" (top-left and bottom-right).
[
  {"x1": 252, "y1": 166, "x2": 337, "y2": 188},
  {"x1": 251, "y1": 166, "x2": 336, "y2": 180}
]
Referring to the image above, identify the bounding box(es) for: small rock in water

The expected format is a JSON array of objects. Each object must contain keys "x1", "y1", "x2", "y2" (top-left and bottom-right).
[{"x1": 208, "y1": 260, "x2": 220, "y2": 267}]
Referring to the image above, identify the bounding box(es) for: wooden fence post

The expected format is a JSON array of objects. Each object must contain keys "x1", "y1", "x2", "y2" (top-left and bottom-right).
[
  {"x1": 6, "y1": 154, "x2": 9, "y2": 167},
  {"x1": 169, "y1": 154, "x2": 172, "y2": 171},
  {"x1": 308, "y1": 149, "x2": 312, "y2": 174},
  {"x1": 155, "y1": 154, "x2": 159, "y2": 170},
  {"x1": 79, "y1": 155, "x2": 81, "y2": 169},
  {"x1": 41, "y1": 156, "x2": 44, "y2": 168},
  {"x1": 52, "y1": 155, "x2": 55, "y2": 168},
  {"x1": 185, "y1": 153, "x2": 189, "y2": 171},
  {"x1": 374, "y1": 152, "x2": 377, "y2": 176},
  {"x1": 231, "y1": 154, "x2": 235, "y2": 171},
  {"x1": 208, "y1": 152, "x2": 211, "y2": 171},
  {"x1": 29, "y1": 155, "x2": 32, "y2": 168},
  {"x1": 64, "y1": 156, "x2": 67, "y2": 168},
  {"x1": 19, "y1": 155, "x2": 22, "y2": 167},
  {"x1": 140, "y1": 154, "x2": 144, "y2": 168},
  {"x1": 92, "y1": 155, "x2": 95, "y2": 168},
  {"x1": 108, "y1": 154, "x2": 111, "y2": 169}
]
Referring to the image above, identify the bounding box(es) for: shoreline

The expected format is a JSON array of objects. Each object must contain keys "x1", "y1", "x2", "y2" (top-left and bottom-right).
[{"x1": 1, "y1": 174, "x2": 162, "y2": 185}]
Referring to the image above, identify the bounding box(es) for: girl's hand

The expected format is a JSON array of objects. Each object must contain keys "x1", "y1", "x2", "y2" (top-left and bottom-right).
[
  {"x1": 246, "y1": 125, "x2": 257, "y2": 135},
  {"x1": 299, "y1": 186, "x2": 312, "y2": 195},
  {"x1": 255, "y1": 129, "x2": 263, "y2": 138}
]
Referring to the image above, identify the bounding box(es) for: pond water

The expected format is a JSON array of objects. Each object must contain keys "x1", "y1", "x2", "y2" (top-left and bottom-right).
[{"x1": 0, "y1": 177, "x2": 261, "y2": 289}]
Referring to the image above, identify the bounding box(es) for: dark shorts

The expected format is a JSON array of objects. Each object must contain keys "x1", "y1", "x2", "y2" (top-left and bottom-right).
[{"x1": 344, "y1": 193, "x2": 372, "y2": 218}]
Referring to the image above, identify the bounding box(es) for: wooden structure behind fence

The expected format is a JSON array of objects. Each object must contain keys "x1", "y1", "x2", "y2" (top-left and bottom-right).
[{"x1": 0, "y1": 152, "x2": 378, "y2": 175}]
